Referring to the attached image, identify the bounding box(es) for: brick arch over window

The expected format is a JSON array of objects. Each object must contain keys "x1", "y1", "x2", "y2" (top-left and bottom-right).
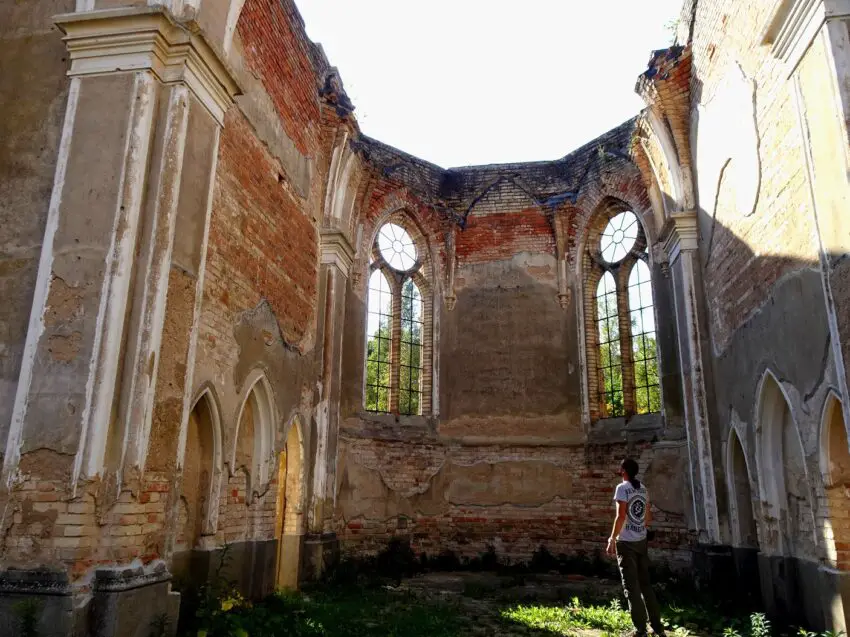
[
  {"x1": 362, "y1": 210, "x2": 434, "y2": 416},
  {"x1": 581, "y1": 197, "x2": 660, "y2": 422}
]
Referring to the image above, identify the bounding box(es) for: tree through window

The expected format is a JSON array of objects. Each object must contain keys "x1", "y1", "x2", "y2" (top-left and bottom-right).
[
  {"x1": 364, "y1": 220, "x2": 428, "y2": 415},
  {"x1": 587, "y1": 207, "x2": 660, "y2": 420}
]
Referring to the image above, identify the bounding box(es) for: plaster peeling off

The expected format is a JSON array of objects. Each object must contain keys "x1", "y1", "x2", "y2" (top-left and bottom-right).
[
  {"x1": 694, "y1": 62, "x2": 761, "y2": 221},
  {"x1": 47, "y1": 332, "x2": 83, "y2": 362},
  {"x1": 345, "y1": 442, "x2": 447, "y2": 498}
]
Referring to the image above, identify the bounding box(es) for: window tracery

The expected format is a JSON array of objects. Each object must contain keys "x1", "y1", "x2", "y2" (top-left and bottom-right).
[
  {"x1": 364, "y1": 220, "x2": 430, "y2": 416},
  {"x1": 585, "y1": 206, "x2": 660, "y2": 420}
]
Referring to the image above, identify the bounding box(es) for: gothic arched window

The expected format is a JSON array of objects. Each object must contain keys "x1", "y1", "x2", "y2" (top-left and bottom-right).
[
  {"x1": 584, "y1": 206, "x2": 660, "y2": 420},
  {"x1": 365, "y1": 219, "x2": 432, "y2": 415}
]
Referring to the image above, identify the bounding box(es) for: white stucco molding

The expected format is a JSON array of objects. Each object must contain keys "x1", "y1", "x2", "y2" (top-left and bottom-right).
[
  {"x1": 320, "y1": 227, "x2": 356, "y2": 277},
  {"x1": 662, "y1": 210, "x2": 699, "y2": 263},
  {"x1": 54, "y1": 7, "x2": 241, "y2": 125},
  {"x1": 762, "y1": 0, "x2": 850, "y2": 74}
]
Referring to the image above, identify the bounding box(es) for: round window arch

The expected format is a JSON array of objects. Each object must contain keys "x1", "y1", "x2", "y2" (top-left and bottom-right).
[
  {"x1": 377, "y1": 223, "x2": 417, "y2": 271},
  {"x1": 600, "y1": 210, "x2": 639, "y2": 264}
]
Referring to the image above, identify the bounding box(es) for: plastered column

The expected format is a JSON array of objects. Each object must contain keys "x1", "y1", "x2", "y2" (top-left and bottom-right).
[
  {"x1": 309, "y1": 229, "x2": 354, "y2": 534},
  {"x1": 663, "y1": 212, "x2": 720, "y2": 542},
  {"x1": 0, "y1": 5, "x2": 237, "y2": 578}
]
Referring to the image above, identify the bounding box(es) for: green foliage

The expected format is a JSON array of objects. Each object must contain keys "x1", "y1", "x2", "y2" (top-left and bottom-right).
[
  {"x1": 596, "y1": 272, "x2": 661, "y2": 416},
  {"x1": 180, "y1": 587, "x2": 462, "y2": 637},
  {"x1": 149, "y1": 613, "x2": 171, "y2": 637},
  {"x1": 364, "y1": 317, "x2": 390, "y2": 412},
  {"x1": 502, "y1": 597, "x2": 633, "y2": 633},
  {"x1": 12, "y1": 598, "x2": 41, "y2": 637},
  {"x1": 365, "y1": 279, "x2": 423, "y2": 415},
  {"x1": 749, "y1": 613, "x2": 771, "y2": 637}
]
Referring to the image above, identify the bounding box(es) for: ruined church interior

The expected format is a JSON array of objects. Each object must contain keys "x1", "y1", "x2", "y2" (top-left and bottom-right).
[{"x1": 3, "y1": 0, "x2": 850, "y2": 635}]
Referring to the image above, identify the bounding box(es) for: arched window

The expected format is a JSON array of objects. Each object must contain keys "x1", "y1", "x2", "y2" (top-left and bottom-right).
[
  {"x1": 585, "y1": 206, "x2": 660, "y2": 420},
  {"x1": 628, "y1": 260, "x2": 660, "y2": 414},
  {"x1": 364, "y1": 219, "x2": 431, "y2": 415}
]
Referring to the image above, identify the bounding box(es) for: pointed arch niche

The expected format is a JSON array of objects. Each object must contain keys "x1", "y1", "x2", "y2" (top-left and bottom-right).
[
  {"x1": 177, "y1": 387, "x2": 223, "y2": 550},
  {"x1": 275, "y1": 419, "x2": 305, "y2": 589},
  {"x1": 233, "y1": 373, "x2": 276, "y2": 500},
  {"x1": 727, "y1": 428, "x2": 759, "y2": 549},
  {"x1": 757, "y1": 372, "x2": 815, "y2": 557},
  {"x1": 821, "y1": 392, "x2": 850, "y2": 570}
]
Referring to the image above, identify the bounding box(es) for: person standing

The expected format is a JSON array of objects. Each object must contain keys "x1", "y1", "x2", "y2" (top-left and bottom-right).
[{"x1": 606, "y1": 458, "x2": 666, "y2": 637}]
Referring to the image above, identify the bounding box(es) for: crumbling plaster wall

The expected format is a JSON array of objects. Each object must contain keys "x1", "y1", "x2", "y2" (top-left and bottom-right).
[
  {"x1": 336, "y1": 122, "x2": 693, "y2": 565},
  {"x1": 0, "y1": 0, "x2": 75, "y2": 469},
  {"x1": 688, "y1": 0, "x2": 837, "y2": 567},
  {"x1": 187, "y1": 0, "x2": 350, "y2": 564}
]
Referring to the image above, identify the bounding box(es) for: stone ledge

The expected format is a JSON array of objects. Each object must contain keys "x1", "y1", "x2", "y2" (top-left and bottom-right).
[
  {"x1": 0, "y1": 567, "x2": 72, "y2": 596},
  {"x1": 92, "y1": 560, "x2": 171, "y2": 593}
]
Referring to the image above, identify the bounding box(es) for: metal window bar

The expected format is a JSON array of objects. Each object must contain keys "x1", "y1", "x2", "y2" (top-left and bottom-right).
[
  {"x1": 597, "y1": 272, "x2": 624, "y2": 417},
  {"x1": 399, "y1": 279, "x2": 423, "y2": 416},
  {"x1": 366, "y1": 272, "x2": 393, "y2": 413},
  {"x1": 628, "y1": 261, "x2": 660, "y2": 414}
]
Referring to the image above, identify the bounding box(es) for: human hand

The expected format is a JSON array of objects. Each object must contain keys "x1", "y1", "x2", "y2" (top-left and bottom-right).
[{"x1": 606, "y1": 537, "x2": 616, "y2": 556}]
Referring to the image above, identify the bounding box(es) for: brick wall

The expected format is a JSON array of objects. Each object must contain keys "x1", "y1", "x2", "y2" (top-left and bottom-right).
[
  {"x1": 336, "y1": 436, "x2": 693, "y2": 568},
  {"x1": 237, "y1": 0, "x2": 322, "y2": 157},
  {"x1": 690, "y1": 0, "x2": 819, "y2": 353},
  {"x1": 336, "y1": 119, "x2": 690, "y2": 569}
]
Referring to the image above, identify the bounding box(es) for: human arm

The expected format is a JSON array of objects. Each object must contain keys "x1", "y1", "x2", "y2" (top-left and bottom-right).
[{"x1": 606, "y1": 499, "x2": 627, "y2": 556}]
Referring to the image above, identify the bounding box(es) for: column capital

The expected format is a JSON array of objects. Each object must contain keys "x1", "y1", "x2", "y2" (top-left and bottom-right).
[
  {"x1": 320, "y1": 227, "x2": 356, "y2": 277},
  {"x1": 54, "y1": 7, "x2": 241, "y2": 125},
  {"x1": 662, "y1": 210, "x2": 699, "y2": 263},
  {"x1": 761, "y1": 0, "x2": 850, "y2": 74}
]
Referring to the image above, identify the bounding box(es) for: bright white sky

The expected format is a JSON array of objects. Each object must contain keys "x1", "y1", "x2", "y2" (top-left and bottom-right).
[{"x1": 296, "y1": 0, "x2": 682, "y2": 168}]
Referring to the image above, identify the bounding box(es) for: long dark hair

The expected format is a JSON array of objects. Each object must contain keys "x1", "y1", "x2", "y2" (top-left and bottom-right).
[{"x1": 621, "y1": 458, "x2": 641, "y2": 489}]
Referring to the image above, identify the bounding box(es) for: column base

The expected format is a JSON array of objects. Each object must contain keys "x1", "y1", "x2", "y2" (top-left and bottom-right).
[
  {"x1": 0, "y1": 562, "x2": 180, "y2": 637},
  {"x1": 171, "y1": 539, "x2": 278, "y2": 602},
  {"x1": 90, "y1": 561, "x2": 180, "y2": 637},
  {"x1": 0, "y1": 567, "x2": 80, "y2": 637},
  {"x1": 818, "y1": 565, "x2": 850, "y2": 633},
  {"x1": 302, "y1": 533, "x2": 339, "y2": 582},
  {"x1": 757, "y1": 553, "x2": 833, "y2": 631},
  {"x1": 690, "y1": 543, "x2": 737, "y2": 602}
]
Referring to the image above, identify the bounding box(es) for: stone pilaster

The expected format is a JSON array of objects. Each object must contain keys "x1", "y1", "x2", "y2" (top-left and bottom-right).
[
  {"x1": 304, "y1": 227, "x2": 354, "y2": 576},
  {"x1": 0, "y1": 6, "x2": 237, "y2": 635},
  {"x1": 663, "y1": 211, "x2": 721, "y2": 542}
]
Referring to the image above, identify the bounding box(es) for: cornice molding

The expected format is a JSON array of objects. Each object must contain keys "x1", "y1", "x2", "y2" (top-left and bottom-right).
[
  {"x1": 761, "y1": 0, "x2": 850, "y2": 74},
  {"x1": 662, "y1": 211, "x2": 699, "y2": 263},
  {"x1": 54, "y1": 7, "x2": 240, "y2": 125},
  {"x1": 320, "y1": 228, "x2": 356, "y2": 277}
]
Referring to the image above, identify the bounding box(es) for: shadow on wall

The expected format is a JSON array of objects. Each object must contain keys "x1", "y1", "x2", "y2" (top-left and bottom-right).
[{"x1": 692, "y1": 175, "x2": 849, "y2": 631}]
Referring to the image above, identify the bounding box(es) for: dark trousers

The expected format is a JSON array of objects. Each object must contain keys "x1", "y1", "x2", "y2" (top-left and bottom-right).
[{"x1": 616, "y1": 539, "x2": 663, "y2": 634}]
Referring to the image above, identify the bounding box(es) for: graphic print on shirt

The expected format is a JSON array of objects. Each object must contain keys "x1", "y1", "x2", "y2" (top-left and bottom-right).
[
  {"x1": 626, "y1": 492, "x2": 647, "y2": 534},
  {"x1": 614, "y1": 482, "x2": 648, "y2": 541}
]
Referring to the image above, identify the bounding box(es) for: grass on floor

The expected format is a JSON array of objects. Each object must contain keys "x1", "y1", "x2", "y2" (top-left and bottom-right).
[
  {"x1": 183, "y1": 584, "x2": 846, "y2": 637},
  {"x1": 187, "y1": 586, "x2": 464, "y2": 637}
]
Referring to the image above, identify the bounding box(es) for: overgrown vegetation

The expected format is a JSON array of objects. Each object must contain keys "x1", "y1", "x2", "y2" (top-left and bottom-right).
[
  {"x1": 504, "y1": 601, "x2": 846, "y2": 637},
  {"x1": 182, "y1": 587, "x2": 463, "y2": 637},
  {"x1": 177, "y1": 539, "x2": 845, "y2": 637}
]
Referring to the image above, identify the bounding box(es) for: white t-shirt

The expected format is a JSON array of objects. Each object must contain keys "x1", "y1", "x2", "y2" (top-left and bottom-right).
[{"x1": 614, "y1": 481, "x2": 648, "y2": 542}]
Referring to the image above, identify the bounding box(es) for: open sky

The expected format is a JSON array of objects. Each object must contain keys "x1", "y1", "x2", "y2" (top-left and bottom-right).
[{"x1": 295, "y1": 0, "x2": 682, "y2": 168}]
